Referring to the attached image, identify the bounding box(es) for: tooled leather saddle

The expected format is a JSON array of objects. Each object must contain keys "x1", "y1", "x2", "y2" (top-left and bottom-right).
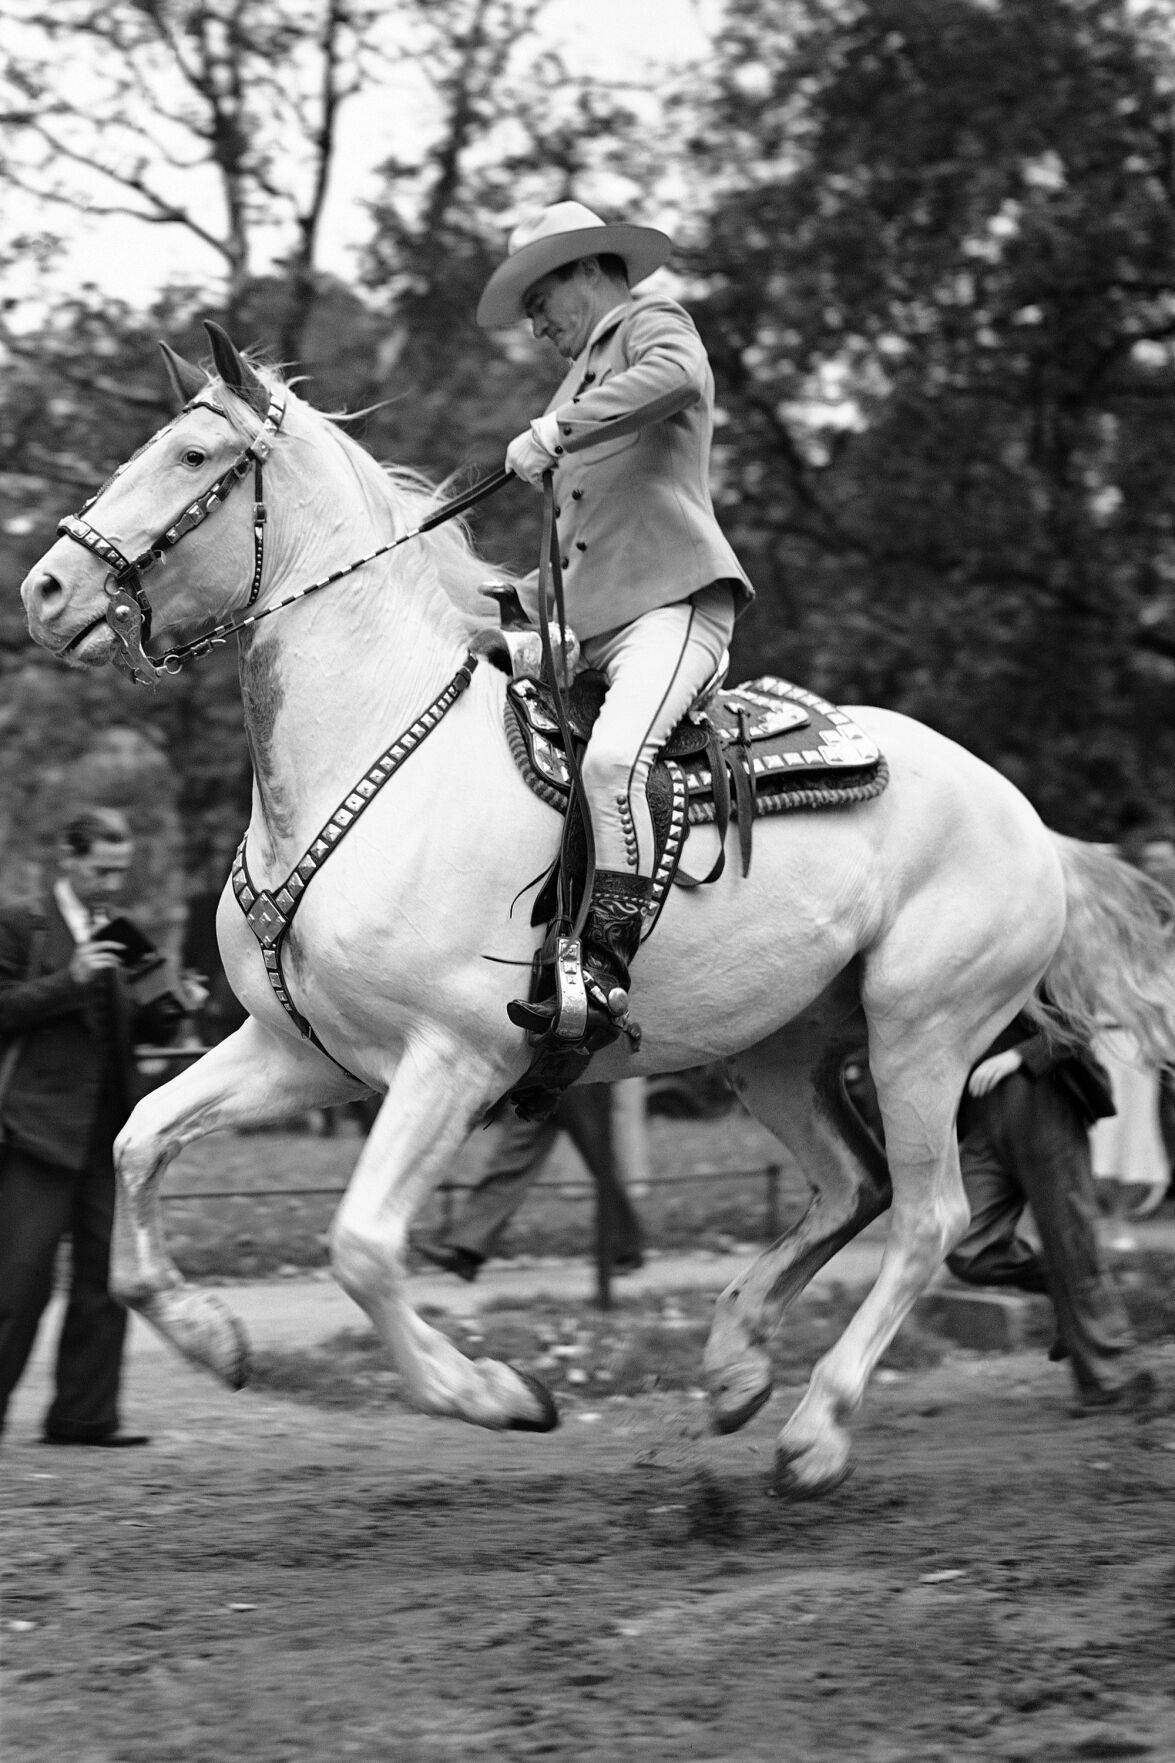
[{"x1": 506, "y1": 669, "x2": 888, "y2": 918}]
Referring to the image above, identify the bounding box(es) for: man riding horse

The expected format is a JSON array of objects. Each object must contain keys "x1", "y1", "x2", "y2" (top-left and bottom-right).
[{"x1": 478, "y1": 202, "x2": 754, "y2": 1046}]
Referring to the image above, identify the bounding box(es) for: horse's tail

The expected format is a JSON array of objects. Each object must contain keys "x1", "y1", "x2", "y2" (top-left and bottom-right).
[{"x1": 1025, "y1": 833, "x2": 1175, "y2": 1066}]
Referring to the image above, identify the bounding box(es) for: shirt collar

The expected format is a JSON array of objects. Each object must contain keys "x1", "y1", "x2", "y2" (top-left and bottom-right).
[{"x1": 54, "y1": 878, "x2": 92, "y2": 944}]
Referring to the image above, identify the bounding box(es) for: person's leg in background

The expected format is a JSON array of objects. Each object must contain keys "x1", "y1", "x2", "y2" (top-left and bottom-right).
[
  {"x1": 948, "y1": 1098, "x2": 1049, "y2": 1293},
  {"x1": 1158, "y1": 1068, "x2": 1175, "y2": 1199},
  {"x1": 0, "y1": 1147, "x2": 74, "y2": 1440},
  {"x1": 43, "y1": 1153, "x2": 134, "y2": 1442},
  {"x1": 997, "y1": 1074, "x2": 1141, "y2": 1406},
  {"x1": 416, "y1": 1110, "x2": 561, "y2": 1281},
  {"x1": 559, "y1": 1087, "x2": 644, "y2": 1272}
]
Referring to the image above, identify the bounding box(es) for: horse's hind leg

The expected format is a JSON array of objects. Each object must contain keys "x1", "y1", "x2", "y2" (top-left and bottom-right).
[
  {"x1": 704, "y1": 1006, "x2": 892, "y2": 1435},
  {"x1": 769, "y1": 1021, "x2": 976, "y2": 1496},
  {"x1": 112, "y1": 1020, "x2": 367, "y2": 1386}
]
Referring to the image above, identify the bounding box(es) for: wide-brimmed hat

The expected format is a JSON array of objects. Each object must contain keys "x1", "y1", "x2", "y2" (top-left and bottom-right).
[{"x1": 477, "y1": 201, "x2": 672, "y2": 329}]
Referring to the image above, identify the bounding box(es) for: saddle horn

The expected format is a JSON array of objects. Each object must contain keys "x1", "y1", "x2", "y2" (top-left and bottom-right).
[
  {"x1": 158, "y1": 340, "x2": 209, "y2": 409},
  {"x1": 203, "y1": 320, "x2": 271, "y2": 417}
]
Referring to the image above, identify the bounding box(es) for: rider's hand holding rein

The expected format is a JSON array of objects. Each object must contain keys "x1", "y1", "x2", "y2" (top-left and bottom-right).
[{"x1": 505, "y1": 415, "x2": 562, "y2": 487}]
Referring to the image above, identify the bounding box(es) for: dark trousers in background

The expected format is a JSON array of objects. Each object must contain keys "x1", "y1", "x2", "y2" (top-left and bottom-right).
[
  {"x1": 0, "y1": 1143, "x2": 128, "y2": 1439},
  {"x1": 446, "y1": 1089, "x2": 643, "y2": 1266},
  {"x1": 948, "y1": 1071, "x2": 1134, "y2": 1400}
]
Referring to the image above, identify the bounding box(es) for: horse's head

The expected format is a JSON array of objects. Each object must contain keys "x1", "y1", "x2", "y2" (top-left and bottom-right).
[{"x1": 21, "y1": 323, "x2": 287, "y2": 682}]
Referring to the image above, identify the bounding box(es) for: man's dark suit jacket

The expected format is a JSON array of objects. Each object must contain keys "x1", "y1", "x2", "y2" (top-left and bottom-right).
[{"x1": 0, "y1": 895, "x2": 158, "y2": 1171}]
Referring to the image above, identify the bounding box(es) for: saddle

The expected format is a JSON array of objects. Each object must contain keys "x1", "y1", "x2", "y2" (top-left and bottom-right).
[{"x1": 506, "y1": 668, "x2": 888, "y2": 895}]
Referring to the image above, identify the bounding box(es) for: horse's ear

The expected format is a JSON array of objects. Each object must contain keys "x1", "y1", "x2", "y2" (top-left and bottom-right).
[
  {"x1": 159, "y1": 340, "x2": 208, "y2": 409},
  {"x1": 203, "y1": 320, "x2": 270, "y2": 417}
]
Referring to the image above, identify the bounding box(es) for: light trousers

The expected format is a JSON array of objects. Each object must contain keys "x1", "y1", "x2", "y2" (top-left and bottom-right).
[{"x1": 580, "y1": 583, "x2": 736, "y2": 877}]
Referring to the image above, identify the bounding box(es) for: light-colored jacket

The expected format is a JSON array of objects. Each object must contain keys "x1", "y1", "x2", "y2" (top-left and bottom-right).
[{"x1": 523, "y1": 294, "x2": 753, "y2": 640}]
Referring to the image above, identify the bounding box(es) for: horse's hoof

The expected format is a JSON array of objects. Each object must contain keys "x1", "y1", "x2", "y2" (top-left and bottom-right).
[
  {"x1": 771, "y1": 1447, "x2": 852, "y2": 1500},
  {"x1": 709, "y1": 1379, "x2": 773, "y2": 1435},
  {"x1": 705, "y1": 1350, "x2": 774, "y2": 1435},
  {"x1": 506, "y1": 1367, "x2": 560, "y2": 1432},
  {"x1": 139, "y1": 1289, "x2": 251, "y2": 1390}
]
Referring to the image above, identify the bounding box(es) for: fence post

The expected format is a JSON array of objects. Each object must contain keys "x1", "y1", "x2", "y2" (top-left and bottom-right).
[
  {"x1": 764, "y1": 1163, "x2": 781, "y2": 1242},
  {"x1": 612, "y1": 1078, "x2": 650, "y2": 1197}
]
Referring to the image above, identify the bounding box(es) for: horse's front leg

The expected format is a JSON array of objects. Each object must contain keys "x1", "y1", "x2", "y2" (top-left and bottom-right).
[
  {"x1": 329, "y1": 1035, "x2": 557, "y2": 1433},
  {"x1": 113, "y1": 1019, "x2": 368, "y2": 1387}
]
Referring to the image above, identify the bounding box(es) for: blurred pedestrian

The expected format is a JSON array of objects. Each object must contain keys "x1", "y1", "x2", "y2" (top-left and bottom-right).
[
  {"x1": 415, "y1": 1086, "x2": 643, "y2": 1283},
  {"x1": 947, "y1": 1014, "x2": 1153, "y2": 1412},
  {"x1": 1089, "y1": 829, "x2": 1175, "y2": 1216},
  {"x1": 1090, "y1": 1027, "x2": 1169, "y2": 1222},
  {"x1": 0, "y1": 808, "x2": 202, "y2": 1447}
]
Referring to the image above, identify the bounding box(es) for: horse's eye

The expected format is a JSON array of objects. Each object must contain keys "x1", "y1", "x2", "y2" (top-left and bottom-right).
[{"x1": 180, "y1": 447, "x2": 207, "y2": 468}]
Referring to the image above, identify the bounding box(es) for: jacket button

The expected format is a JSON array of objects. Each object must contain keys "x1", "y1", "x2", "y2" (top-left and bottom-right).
[
  {"x1": 572, "y1": 489, "x2": 583, "y2": 500},
  {"x1": 575, "y1": 540, "x2": 587, "y2": 551},
  {"x1": 560, "y1": 557, "x2": 569, "y2": 569},
  {"x1": 554, "y1": 505, "x2": 561, "y2": 516}
]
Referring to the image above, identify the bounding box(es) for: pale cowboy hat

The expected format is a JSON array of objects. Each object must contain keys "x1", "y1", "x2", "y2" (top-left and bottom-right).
[{"x1": 476, "y1": 200, "x2": 672, "y2": 329}]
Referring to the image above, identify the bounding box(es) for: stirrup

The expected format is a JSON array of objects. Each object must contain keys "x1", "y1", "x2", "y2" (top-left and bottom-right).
[
  {"x1": 541, "y1": 936, "x2": 589, "y2": 1041},
  {"x1": 507, "y1": 935, "x2": 590, "y2": 1043}
]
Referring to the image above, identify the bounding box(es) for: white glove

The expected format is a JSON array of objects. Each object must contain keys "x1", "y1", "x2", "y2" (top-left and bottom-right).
[{"x1": 505, "y1": 413, "x2": 562, "y2": 486}]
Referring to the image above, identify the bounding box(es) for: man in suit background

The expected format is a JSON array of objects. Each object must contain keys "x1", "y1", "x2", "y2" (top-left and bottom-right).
[
  {"x1": 843, "y1": 1012, "x2": 1152, "y2": 1411},
  {"x1": 0, "y1": 807, "x2": 195, "y2": 1447},
  {"x1": 947, "y1": 1014, "x2": 1152, "y2": 1411}
]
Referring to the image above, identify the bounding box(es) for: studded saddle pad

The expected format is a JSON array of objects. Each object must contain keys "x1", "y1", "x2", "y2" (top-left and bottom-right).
[{"x1": 506, "y1": 673, "x2": 888, "y2": 834}]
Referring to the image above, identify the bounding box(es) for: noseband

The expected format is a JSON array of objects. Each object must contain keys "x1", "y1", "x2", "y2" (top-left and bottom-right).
[{"x1": 57, "y1": 392, "x2": 286, "y2": 685}]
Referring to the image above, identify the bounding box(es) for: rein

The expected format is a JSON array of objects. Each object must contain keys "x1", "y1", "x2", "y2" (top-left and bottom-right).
[
  {"x1": 536, "y1": 472, "x2": 596, "y2": 947},
  {"x1": 56, "y1": 386, "x2": 512, "y2": 684}
]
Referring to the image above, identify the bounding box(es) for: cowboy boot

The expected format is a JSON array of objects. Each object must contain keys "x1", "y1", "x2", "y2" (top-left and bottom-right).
[{"x1": 581, "y1": 868, "x2": 652, "y2": 1034}]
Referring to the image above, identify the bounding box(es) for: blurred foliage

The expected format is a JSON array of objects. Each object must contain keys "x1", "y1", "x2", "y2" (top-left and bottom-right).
[
  {"x1": 686, "y1": 0, "x2": 1175, "y2": 831},
  {"x1": 2, "y1": 0, "x2": 1175, "y2": 920}
]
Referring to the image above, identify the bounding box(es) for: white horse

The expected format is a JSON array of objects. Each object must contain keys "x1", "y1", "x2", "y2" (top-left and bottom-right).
[{"x1": 21, "y1": 327, "x2": 1175, "y2": 1494}]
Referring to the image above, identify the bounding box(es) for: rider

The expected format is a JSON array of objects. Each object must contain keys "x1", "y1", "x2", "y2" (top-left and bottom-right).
[{"x1": 477, "y1": 201, "x2": 754, "y2": 1040}]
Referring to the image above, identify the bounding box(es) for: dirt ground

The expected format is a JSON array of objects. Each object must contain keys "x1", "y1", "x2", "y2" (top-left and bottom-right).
[{"x1": 5, "y1": 1332, "x2": 1175, "y2": 1763}]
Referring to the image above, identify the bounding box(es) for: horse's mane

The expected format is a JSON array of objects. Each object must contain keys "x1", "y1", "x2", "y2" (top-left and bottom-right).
[{"x1": 209, "y1": 361, "x2": 512, "y2": 632}]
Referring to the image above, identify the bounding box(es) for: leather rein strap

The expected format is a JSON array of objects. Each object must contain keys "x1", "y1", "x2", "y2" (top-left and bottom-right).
[{"x1": 536, "y1": 471, "x2": 596, "y2": 945}]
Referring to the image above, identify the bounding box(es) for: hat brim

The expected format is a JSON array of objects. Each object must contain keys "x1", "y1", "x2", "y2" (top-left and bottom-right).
[{"x1": 476, "y1": 223, "x2": 672, "y2": 329}]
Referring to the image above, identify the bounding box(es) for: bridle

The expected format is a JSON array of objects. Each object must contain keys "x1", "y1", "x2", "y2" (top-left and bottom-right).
[
  {"x1": 56, "y1": 385, "x2": 511, "y2": 686},
  {"x1": 57, "y1": 391, "x2": 286, "y2": 685}
]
